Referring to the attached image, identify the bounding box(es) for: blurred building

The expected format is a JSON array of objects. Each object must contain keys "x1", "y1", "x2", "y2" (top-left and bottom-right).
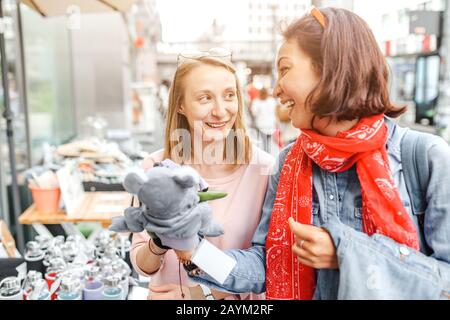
[
  {"x1": 366, "y1": 0, "x2": 449, "y2": 136},
  {"x1": 127, "y1": 0, "x2": 162, "y2": 83},
  {"x1": 156, "y1": 0, "x2": 311, "y2": 87},
  {"x1": 439, "y1": 1, "x2": 450, "y2": 139},
  {"x1": 2, "y1": 0, "x2": 162, "y2": 162},
  {"x1": 312, "y1": 0, "x2": 354, "y2": 10},
  {"x1": 244, "y1": 0, "x2": 310, "y2": 41},
  {"x1": 64, "y1": 0, "x2": 162, "y2": 139}
]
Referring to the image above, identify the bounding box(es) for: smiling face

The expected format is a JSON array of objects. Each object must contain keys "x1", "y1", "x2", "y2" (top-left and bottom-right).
[
  {"x1": 273, "y1": 39, "x2": 321, "y2": 130},
  {"x1": 179, "y1": 64, "x2": 239, "y2": 144}
]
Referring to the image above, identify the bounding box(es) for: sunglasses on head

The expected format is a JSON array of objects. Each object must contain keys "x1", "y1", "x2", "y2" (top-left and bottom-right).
[{"x1": 177, "y1": 47, "x2": 233, "y2": 66}]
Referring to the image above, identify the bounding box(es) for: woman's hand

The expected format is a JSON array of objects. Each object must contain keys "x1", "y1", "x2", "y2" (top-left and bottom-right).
[
  {"x1": 148, "y1": 284, "x2": 191, "y2": 300},
  {"x1": 148, "y1": 284, "x2": 203, "y2": 300},
  {"x1": 174, "y1": 249, "x2": 194, "y2": 264},
  {"x1": 288, "y1": 217, "x2": 339, "y2": 270}
]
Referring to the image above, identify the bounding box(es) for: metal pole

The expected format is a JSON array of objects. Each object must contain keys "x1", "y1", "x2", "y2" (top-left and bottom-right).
[
  {"x1": 436, "y1": 0, "x2": 450, "y2": 139},
  {"x1": 0, "y1": 0, "x2": 25, "y2": 252},
  {"x1": 0, "y1": 133, "x2": 9, "y2": 225},
  {"x1": 67, "y1": 28, "x2": 77, "y2": 137},
  {"x1": 270, "y1": 4, "x2": 278, "y2": 87},
  {"x1": 15, "y1": 0, "x2": 32, "y2": 168}
]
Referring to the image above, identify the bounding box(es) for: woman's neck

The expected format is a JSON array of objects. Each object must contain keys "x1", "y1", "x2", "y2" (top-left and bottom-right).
[
  {"x1": 191, "y1": 163, "x2": 238, "y2": 180},
  {"x1": 190, "y1": 140, "x2": 239, "y2": 179},
  {"x1": 314, "y1": 117, "x2": 359, "y2": 137}
]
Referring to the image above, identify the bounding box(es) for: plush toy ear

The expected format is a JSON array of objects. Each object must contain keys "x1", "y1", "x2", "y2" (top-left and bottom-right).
[
  {"x1": 173, "y1": 173, "x2": 196, "y2": 189},
  {"x1": 123, "y1": 172, "x2": 144, "y2": 195}
]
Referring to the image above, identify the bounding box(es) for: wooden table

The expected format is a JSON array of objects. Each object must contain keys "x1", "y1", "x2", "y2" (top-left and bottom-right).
[{"x1": 19, "y1": 192, "x2": 132, "y2": 240}]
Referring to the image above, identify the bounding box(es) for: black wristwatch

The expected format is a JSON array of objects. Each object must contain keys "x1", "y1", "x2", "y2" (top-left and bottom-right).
[{"x1": 147, "y1": 231, "x2": 171, "y2": 250}]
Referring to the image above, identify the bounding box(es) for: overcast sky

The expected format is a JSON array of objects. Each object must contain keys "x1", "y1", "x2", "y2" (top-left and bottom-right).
[
  {"x1": 156, "y1": 0, "x2": 228, "y2": 42},
  {"x1": 155, "y1": 0, "x2": 415, "y2": 43}
]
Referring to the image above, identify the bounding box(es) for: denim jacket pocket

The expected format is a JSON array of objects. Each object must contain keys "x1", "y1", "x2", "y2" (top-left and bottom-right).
[
  {"x1": 353, "y1": 207, "x2": 363, "y2": 232},
  {"x1": 406, "y1": 200, "x2": 429, "y2": 255},
  {"x1": 337, "y1": 230, "x2": 445, "y2": 299},
  {"x1": 402, "y1": 200, "x2": 419, "y2": 222},
  {"x1": 371, "y1": 233, "x2": 440, "y2": 284},
  {"x1": 312, "y1": 204, "x2": 320, "y2": 226}
]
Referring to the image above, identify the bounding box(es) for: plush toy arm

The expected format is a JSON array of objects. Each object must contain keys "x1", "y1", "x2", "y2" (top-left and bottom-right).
[
  {"x1": 109, "y1": 216, "x2": 128, "y2": 233},
  {"x1": 109, "y1": 207, "x2": 145, "y2": 233},
  {"x1": 198, "y1": 202, "x2": 224, "y2": 237}
]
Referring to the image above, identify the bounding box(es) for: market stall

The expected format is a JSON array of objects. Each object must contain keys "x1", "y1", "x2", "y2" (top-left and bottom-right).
[{"x1": 0, "y1": 227, "x2": 142, "y2": 300}]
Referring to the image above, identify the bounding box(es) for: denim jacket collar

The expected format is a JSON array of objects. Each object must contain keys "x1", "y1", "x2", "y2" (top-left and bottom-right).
[{"x1": 385, "y1": 116, "x2": 406, "y2": 164}]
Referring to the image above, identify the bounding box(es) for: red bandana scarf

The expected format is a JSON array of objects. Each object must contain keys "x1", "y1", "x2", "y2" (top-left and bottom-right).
[{"x1": 265, "y1": 115, "x2": 420, "y2": 300}]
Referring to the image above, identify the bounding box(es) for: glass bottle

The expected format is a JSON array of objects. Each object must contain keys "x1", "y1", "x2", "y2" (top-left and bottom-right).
[
  {"x1": 115, "y1": 235, "x2": 132, "y2": 266},
  {"x1": 27, "y1": 279, "x2": 51, "y2": 300},
  {"x1": 103, "y1": 246, "x2": 119, "y2": 261},
  {"x1": 44, "y1": 257, "x2": 67, "y2": 299},
  {"x1": 23, "y1": 271, "x2": 43, "y2": 300},
  {"x1": 102, "y1": 275, "x2": 123, "y2": 300},
  {"x1": 53, "y1": 235, "x2": 65, "y2": 246},
  {"x1": 112, "y1": 261, "x2": 131, "y2": 300},
  {"x1": 98, "y1": 257, "x2": 113, "y2": 280},
  {"x1": 0, "y1": 277, "x2": 23, "y2": 300},
  {"x1": 61, "y1": 241, "x2": 78, "y2": 264},
  {"x1": 35, "y1": 235, "x2": 52, "y2": 252},
  {"x1": 44, "y1": 245, "x2": 63, "y2": 268},
  {"x1": 57, "y1": 276, "x2": 82, "y2": 300},
  {"x1": 82, "y1": 266, "x2": 104, "y2": 300},
  {"x1": 25, "y1": 241, "x2": 46, "y2": 274},
  {"x1": 119, "y1": 270, "x2": 130, "y2": 300}
]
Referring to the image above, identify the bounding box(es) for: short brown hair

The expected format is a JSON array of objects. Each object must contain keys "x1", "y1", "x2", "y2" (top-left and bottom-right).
[
  {"x1": 258, "y1": 88, "x2": 269, "y2": 100},
  {"x1": 283, "y1": 7, "x2": 405, "y2": 121}
]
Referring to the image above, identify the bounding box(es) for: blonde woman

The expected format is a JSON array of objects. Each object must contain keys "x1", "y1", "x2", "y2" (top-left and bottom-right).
[{"x1": 130, "y1": 51, "x2": 275, "y2": 300}]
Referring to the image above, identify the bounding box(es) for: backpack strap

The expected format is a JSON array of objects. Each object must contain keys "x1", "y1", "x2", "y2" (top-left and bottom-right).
[
  {"x1": 401, "y1": 129, "x2": 431, "y2": 215},
  {"x1": 401, "y1": 128, "x2": 434, "y2": 253}
]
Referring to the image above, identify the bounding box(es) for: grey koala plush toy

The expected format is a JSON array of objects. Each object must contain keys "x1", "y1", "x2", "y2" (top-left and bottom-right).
[{"x1": 109, "y1": 164, "x2": 225, "y2": 251}]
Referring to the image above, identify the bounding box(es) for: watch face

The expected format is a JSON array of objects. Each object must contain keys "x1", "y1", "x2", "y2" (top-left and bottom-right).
[
  {"x1": 199, "y1": 284, "x2": 214, "y2": 300},
  {"x1": 183, "y1": 261, "x2": 199, "y2": 272}
]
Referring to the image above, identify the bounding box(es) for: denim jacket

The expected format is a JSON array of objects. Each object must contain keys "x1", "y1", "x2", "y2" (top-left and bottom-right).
[{"x1": 190, "y1": 118, "x2": 450, "y2": 299}]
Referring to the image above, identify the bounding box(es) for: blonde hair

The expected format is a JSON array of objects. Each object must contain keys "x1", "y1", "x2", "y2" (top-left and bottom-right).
[{"x1": 163, "y1": 56, "x2": 252, "y2": 165}]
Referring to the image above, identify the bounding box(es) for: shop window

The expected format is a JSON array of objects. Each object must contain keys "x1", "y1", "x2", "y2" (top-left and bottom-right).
[
  {"x1": 0, "y1": 0, "x2": 31, "y2": 225},
  {"x1": 21, "y1": 5, "x2": 76, "y2": 164},
  {"x1": 414, "y1": 54, "x2": 440, "y2": 125},
  {"x1": 387, "y1": 57, "x2": 416, "y2": 102}
]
